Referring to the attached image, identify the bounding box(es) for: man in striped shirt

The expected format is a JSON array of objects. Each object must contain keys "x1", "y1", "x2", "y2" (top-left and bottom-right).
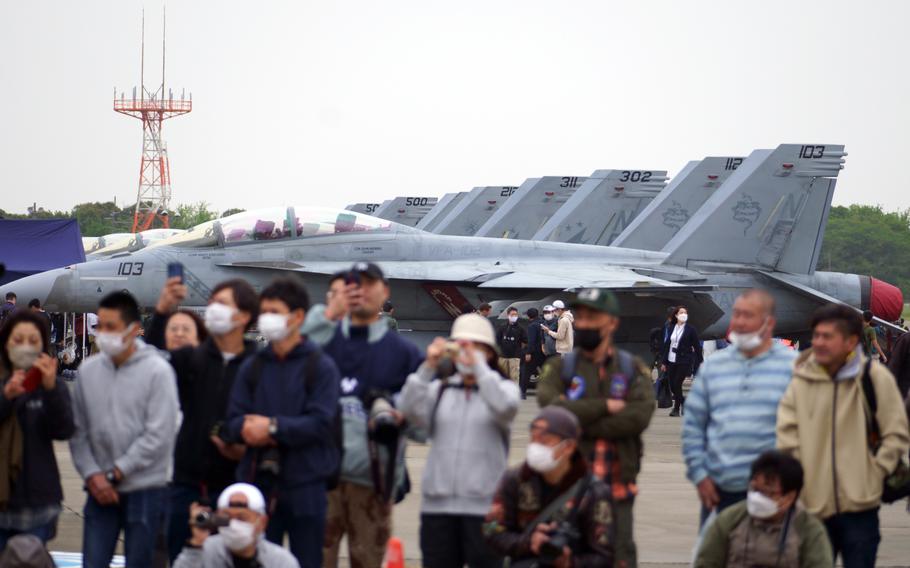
[{"x1": 682, "y1": 289, "x2": 797, "y2": 527}]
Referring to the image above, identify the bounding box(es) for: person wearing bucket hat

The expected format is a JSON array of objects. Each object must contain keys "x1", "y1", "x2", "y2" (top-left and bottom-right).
[
  {"x1": 399, "y1": 313, "x2": 520, "y2": 568},
  {"x1": 537, "y1": 288, "x2": 655, "y2": 568},
  {"x1": 483, "y1": 406, "x2": 614, "y2": 566}
]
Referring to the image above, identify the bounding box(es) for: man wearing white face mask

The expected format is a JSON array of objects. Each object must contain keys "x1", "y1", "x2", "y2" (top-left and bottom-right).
[
  {"x1": 69, "y1": 292, "x2": 179, "y2": 568},
  {"x1": 484, "y1": 407, "x2": 613, "y2": 566},
  {"x1": 147, "y1": 277, "x2": 260, "y2": 563},
  {"x1": 172, "y1": 482, "x2": 299, "y2": 567},
  {"x1": 694, "y1": 451, "x2": 832, "y2": 568},
  {"x1": 497, "y1": 307, "x2": 527, "y2": 384},
  {"x1": 683, "y1": 290, "x2": 796, "y2": 528},
  {"x1": 225, "y1": 278, "x2": 340, "y2": 568}
]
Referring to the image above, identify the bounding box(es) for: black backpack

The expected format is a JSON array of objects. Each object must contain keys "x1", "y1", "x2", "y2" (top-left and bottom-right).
[{"x1": 248, "y1": 348, "x2": 344, "y2": 490}]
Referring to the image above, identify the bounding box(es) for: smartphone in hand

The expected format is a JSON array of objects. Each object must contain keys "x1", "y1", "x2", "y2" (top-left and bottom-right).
[
  {"x1": 23, "y1": 367, "x2": 42, "y2": 393},
  {"x1": 167, "y1": 262, "x2": 184, "y2": 283}
]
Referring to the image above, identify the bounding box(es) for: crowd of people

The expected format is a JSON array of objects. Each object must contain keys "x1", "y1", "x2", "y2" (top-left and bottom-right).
[{"x1": 0, "y1": 265, "x2": 908, "y2": 568}]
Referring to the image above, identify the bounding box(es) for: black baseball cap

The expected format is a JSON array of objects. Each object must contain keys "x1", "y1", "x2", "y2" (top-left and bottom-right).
[{"x1": 350, "y1": 261, "x2": 387, "y2": 283}]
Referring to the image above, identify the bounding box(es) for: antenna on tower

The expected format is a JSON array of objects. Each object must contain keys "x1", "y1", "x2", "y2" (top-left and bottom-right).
[
  {"x1": 116, "y1": 9, "x2": 191, "y2": 233},
  {"x1": 161, "y1": 6, "x2": 166, "y2": 100}
]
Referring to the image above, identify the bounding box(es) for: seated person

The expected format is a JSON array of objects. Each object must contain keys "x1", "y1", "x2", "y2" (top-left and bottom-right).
[
  {"x1": 172, "y1": 483, "x2": 299, "y2": 568},
  {"x1": 483, "y1": 407, "x2": 613, "y2": 567},
  {"x1": 694, "y1": 451, "x2": 832, "y2": 568}
]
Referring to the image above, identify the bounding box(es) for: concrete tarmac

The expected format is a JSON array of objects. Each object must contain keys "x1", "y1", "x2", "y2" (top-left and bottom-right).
[{"x1": 51, "y1": 397, "x2": 910, "y2": 566}]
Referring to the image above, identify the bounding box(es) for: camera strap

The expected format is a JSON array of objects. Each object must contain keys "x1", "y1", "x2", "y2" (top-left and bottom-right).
[
  {"x1": 519, "y1": 472, "x2": 592, "y2": 541},
  {"x1": 368, "y1": 430, "x2": 401, "y2": 505}
]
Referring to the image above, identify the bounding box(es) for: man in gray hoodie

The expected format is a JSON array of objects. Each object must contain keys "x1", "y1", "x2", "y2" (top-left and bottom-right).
[{"x1": 69, "y1": 292, "x2": 179, "y2": 568}]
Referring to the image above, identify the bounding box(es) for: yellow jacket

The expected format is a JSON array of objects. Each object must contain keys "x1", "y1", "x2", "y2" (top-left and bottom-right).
[{"x1": 776, "y1": 349, "x2": 910, "y2": 519}]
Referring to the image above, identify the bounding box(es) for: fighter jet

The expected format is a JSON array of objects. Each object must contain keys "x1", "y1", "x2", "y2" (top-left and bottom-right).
[
  {"x1": 612, "y1": 157, "x2": 744, "y2": 250},
  {"x1": 416, "y1": 192, "x2": 468, "y2": 232},
  {"x1": 87, "y1": 228, "x2": 185, "y2": 259},
  {"x1": 4, "y1": 144, "x2": 902, "y2": 352},
  {"x1": 532, "y1": 169, "x2": 667, "y2": 244},
  {"x1": 475, "y1": 175, "x2": 588, "y2": 239},
  {"x1": 372, "y1": 196, "x2": 439, "y2": 227},
  {"x1": 431, "y1": 186, "x2": 517, "y2": 236}
]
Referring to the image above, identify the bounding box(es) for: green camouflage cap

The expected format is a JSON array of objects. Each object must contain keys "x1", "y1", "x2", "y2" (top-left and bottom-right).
[{"x1": 571, "y1": 288, "x2": 620, "y2": 315}]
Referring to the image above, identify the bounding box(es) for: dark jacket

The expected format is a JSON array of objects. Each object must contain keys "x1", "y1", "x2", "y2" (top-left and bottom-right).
[
  {"x1": 483, "y1": 452, "x2": 613, "y2": 566},
  {"x1": 536, "y1": 350, "x2": 655, "y2": 483},
  {"x1": 0, "y1": 375, "x2": 74, "y2": 509},
  {"x1": 0, "y1": 303, "x2": 15, "y2": 325},
  {"x1": 662, "y1": 323, "x2": 703, "y2": 373},
  {"x1": 526, "y1": 317, "x2": 545, "y2": 359},
  {"x1": 887, "y1": 331, "x2": 910, "y2": 398},
  {"x1": 226, "y1": 340, "x2": 341, "y2": 499},
  {"x1": 147, "y1": 312, "x2": 258, "y2": 493},
  {"x1": 497, "y1": 322, "x2": 527, "y2": 359}
]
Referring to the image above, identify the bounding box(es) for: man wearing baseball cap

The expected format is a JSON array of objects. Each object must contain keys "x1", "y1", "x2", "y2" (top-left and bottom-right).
[
  {"x1": 537, "y1": 288, "x2": 655, "y2": 568},
  {"x1": 300, "y1": 262, "x2": 423, "y2": 568},
  {"x1": 541, "y1": 300, "x2": 574, "y2": 355},
  {"x1": 483, "y1": 407, "x2": 613, "y2": 566},
  {"x1": 173, "y1": 482, "x2": 299, "y2": 567}
]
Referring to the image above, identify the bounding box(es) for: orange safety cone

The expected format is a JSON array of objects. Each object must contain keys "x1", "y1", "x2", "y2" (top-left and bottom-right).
[{"x1": 382, "y1": 536, "x2": 405, "y2": 568}]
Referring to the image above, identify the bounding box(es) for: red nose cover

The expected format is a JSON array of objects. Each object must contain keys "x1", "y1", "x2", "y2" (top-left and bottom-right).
[{"x1": 870, "y1": 278, "x2": 903, "y2": 322}]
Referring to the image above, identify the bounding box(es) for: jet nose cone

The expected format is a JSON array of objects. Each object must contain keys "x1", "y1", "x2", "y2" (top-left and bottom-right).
[{"x1": 0, "y1": 269, "x2": 67, "y2": 312}]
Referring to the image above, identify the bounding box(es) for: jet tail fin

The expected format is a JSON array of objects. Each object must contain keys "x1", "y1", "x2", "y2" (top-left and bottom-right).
[
  {"x1": 611, "y1": 157, "x2": 744, "y2": 250},
  {"x1": 373, "y1": 196, "x2": 439, "y2": 227},
  {"x1": 662, "y1": 144, "x2": 846, "y2": 274}
]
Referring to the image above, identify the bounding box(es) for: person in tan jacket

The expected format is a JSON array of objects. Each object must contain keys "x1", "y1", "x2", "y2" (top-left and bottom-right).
[
  {"x1": 541, "y1": 300, "x2": 574, "y2": 355},
  {"x1": 776, "y1": 304, "x2": 910, "y2": 568}
]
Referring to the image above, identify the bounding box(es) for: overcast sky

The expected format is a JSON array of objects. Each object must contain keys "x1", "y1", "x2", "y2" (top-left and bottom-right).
[{"x1": 2, "y1": 1, "x2": 908, "y2": 216}]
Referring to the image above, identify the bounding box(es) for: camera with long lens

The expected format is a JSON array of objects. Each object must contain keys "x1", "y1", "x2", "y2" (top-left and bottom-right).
[
  {"x1": 538, "y1": 521, "x2": 581, "y2": 565},
  {"x1": 192, "y1": 510, "x2": 230, "y2": 531},
  {"x1": 368, "y1": 394, "x2": 400, "y2": 445},
  {"x1": 435, "y1": 341, "x2": 460, "y2": 379}
]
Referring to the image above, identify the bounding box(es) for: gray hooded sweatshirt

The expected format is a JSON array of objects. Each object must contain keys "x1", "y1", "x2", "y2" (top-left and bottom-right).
[
  {"x1": 69, "y1": 339, "x2": 179, "y2": 492},
  {"x1": 399, "y1": 357, "x2": 520, "y2": 516},
  {"x1": 173, "y1": 535, "x2": 299, "y2": 568}
]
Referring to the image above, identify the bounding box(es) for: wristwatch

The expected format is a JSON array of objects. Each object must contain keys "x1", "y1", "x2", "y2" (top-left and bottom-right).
[
  {"x1": 268, "y1": 417, "x2": 278, "y2": 437},
  {"x1": 105, "y1": 470, "x2": 119, "y2": 486}
]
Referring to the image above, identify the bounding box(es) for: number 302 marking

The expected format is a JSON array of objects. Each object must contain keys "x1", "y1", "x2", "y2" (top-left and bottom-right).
[
  {"x1": 117, "y1": 262, "x2": 144, "y2": 276},
  {"x1": 620, "y1": 171, "x2": 652, "y2": 182}
]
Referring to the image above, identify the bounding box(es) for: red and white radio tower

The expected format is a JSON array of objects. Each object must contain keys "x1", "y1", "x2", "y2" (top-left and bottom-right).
[{"x1": 114, "y1": 9, "x2": 191, "y2": 233}]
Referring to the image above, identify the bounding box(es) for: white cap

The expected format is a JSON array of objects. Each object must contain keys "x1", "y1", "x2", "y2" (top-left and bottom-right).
[
  {"x1": 217, "y1": 483, "x2": 267, "y2": 515},
  {"x1": 450, "y1": 313, "x2": 497, "y2": 350},
  {"x1": 543, "y1": 305, "x2": 554, "y2": 312},
  {"x1": 552, "y1": 300, "x2": 566, "y2": 310}
]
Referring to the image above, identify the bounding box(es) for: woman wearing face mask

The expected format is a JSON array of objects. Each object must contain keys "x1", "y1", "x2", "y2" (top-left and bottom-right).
[
  {"x1": 694, "y1": 451, "x2": 832, "y2": 568},
  {"x1": 0, "y1": 311, "x2": 75, "y2": 546},
  {"x1": 399, "y1": 314, "x2": 521, "y2": 568},
  {"x1": 661, "y1": 306, "x2": 702, "y2": 417}
]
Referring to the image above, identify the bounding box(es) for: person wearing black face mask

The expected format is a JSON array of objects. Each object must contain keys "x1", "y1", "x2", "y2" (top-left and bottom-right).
[{"x1": 537, "y1": 289, "x2": 655, "y2": 568}]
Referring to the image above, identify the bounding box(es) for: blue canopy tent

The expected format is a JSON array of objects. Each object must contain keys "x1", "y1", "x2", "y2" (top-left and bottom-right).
[{"x1": 0, "y1": 219, "x2": 86, "y2": 285}]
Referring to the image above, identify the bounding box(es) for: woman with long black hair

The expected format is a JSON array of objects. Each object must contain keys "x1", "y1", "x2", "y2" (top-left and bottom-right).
[{"x1": 661, "y1": 305, "x2": 702, "y2": 417}]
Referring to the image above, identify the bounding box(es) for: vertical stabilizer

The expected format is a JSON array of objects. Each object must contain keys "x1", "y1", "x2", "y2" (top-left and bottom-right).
[
  {"x1": 612, "y1": 157, "x2": 744, "y2": 250},
  {"x1": 416, "y1": 192, "x2": 468, "y2": 232},
  {"x1": 533, "y1": 169, "x2": 667, "y2": 245},
  {"x1": 475, "y1": 175, "x2": 587, "y2": 239},
  {"x1": 662, "y1": 144, "x2": 846, "y2": 273},
  {"x1": 433, "y1": 186, "x2": 518, "y2": 236},
  {"x1": 373, "y1": 196, "x2": 439, "y2": 227}
]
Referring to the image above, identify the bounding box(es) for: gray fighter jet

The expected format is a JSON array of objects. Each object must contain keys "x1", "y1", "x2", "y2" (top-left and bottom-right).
[
  {"x1": 372, "y1": 196, "x2": 439, "y2": 227},
  {"x1": 431, "y1": 186, "x2": 517, "y2": 236},
  {"x1": 416, "y1": 192, "x2": 468, "y2": 232},
  {"x1": 532, "y1": 169, "x2": 667, "y2": 244},
  {"x1": 3, "y1": 143, "x2": 902, "y2": 351},
  {"x1": 475, "y1": 175, "x2": 588, "y2": 239}
]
